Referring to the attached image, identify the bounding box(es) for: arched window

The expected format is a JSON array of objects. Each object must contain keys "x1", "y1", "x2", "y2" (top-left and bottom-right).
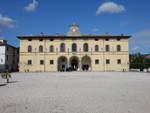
[
  {"x1": 83, "y1": 43, "x2": 88, "y2": 52},
  {"x1": 28, "y1": 45, "x2": 32, "y2": 52},
  {"x1": 105, "y1": 45, "x2": 110, "y2": 52},
  {"x1": 60, "y1": 43, "x2": 65, "y2": 52},
  {"x1": 49, "y1": 45, "x2": 54, "y2": 52},
  {"x1": 72, "y1": 43, "x2": 77, "y2": 52},
  {"x1": 95, "y1": 45, "x2": 99, "y2": 52},
  {"x1": 117, "y1": 45, "x2": 121, "y2": 52},
  {"x1": 39, "y1": 45, "x2": 43, "y2": 52}
]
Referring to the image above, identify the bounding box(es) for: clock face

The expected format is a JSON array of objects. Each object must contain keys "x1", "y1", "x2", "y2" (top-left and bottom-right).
[{"x1": 72, "y1": 28, "x2": 76, "y2": 32}]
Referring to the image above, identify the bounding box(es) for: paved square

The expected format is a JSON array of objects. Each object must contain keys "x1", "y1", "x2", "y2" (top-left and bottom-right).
[{"x1": 0, "y1": 72, "x2": 150, "y2": 113}]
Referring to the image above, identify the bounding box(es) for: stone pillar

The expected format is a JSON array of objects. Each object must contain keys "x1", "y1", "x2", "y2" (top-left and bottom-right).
[
  {"x1": 67, "y1": 58, "x2": 70, "y2": 68},
  {"x1": 78, "y1": 59, "x2": 82, "y2": 71},
  {"x1": 90, "y1": 59, "x2": 92, "y2": 71}
]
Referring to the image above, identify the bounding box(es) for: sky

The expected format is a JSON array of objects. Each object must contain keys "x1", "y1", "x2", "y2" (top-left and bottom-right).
[{"x1": 0, "y1": 0, "x2": 150, "y2": 54}]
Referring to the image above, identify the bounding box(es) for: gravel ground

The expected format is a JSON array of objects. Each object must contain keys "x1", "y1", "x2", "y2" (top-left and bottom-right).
[{"x1": 0, "y1": 72, "x2": 150, "y2": 113}]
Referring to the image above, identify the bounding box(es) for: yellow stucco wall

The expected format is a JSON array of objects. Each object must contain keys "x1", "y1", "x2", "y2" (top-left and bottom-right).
[{"x1": 19, "y1": 37, "x2": 129, "y2": 72}]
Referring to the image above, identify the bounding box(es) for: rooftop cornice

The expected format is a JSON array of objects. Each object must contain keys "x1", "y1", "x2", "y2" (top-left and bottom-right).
[{"x1": 17, "y1": 35, "x2": 131, "y2": 39}]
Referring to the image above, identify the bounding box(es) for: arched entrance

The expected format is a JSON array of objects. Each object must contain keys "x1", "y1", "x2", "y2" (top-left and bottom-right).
[
  {"x1": 70, "y1": 56, "x2": 79, "y2": 71},
  {"x1": 81, "y1": 56, "x2": 91, "y2": 71},
  {"x1": 57, "y1": 56, "x2": 68, "y2": 71}
]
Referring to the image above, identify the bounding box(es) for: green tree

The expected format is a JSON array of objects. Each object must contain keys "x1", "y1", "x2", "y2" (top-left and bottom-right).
[
  {"x1": 1, "y1": 70, "x2": 11, "y2": 83},
  {"x1": 130, "y1": 53, "x2": 150, "y2": 71}
]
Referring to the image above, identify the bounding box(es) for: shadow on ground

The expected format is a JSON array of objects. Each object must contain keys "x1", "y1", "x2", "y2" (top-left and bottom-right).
[
  {"x1": 0, "y1": 81, "x2": 18, "y2": 87},
  {"x1": 8, "y1": 81, "x2": 18, "y2": 84},
  {"x1": 0, "y1": 84, "x2": 7, "y2": 87}
]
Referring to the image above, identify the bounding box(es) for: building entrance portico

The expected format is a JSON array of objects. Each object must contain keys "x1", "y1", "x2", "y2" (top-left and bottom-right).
[
  {"x1": 81, "y1": 56, "x2": 92, "y2": 71},
  {"x1": 69, "y1": 56, "x2": 79, "y2": 71},
  {"x1": 57, "y1": 56, "x2": 92, "y2": 72},
  {"x1": 57, "y1": 56, "x2": 68, "y2": 71}
]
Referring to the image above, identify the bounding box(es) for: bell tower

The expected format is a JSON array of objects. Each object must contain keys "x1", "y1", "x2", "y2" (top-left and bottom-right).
[{"x1": 67, "y1": 23, "x2": 82, "y2": 36}]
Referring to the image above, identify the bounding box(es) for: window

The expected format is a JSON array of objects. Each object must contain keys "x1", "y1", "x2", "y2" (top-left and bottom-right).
[
  {"x1": 95, "y1": 38, "x2": 99, "y2": 41},
  {"x1": 49, "y1": 45, "x2": 54, "y2": 52},
  {"x1": 28, "y1": 45, "x2": 32, "y2": 52},
  {"x1": 28, "y1": 60, "x2": 32, "y2": 65},
  {"x1": 117, "y1": 59, "x2": 121, "y2": 64},
  {"x1": 105, "y1": 45, "x2": 110, "y2": 52},
  {"x1": 83, "y1": 43, "x2": 88, "y2": 52},
  {"x1": 39, "y1": 39, "x2": 43, "y2": 41},
  {"x1": 17, "y1": 49, "x2": 19, "y2": 54},
  {"x1": 40, "y1": 60, "x2": 44, "y2": 65},
  {"x1": 95, "y1": 45, "x2": 99, "y2": 52},
  {"x1": 50, "y1": 38, "x2": 54, "y2": 41},
  {"x1": 60, "y1": 43, "x2": 65, "y2": 52},
  {"x1": 7, "y1": 47, "x2": 9, "y2": 51},
  {"x1": 1, "y1": 59, "x2": 3, "y2": 63},
  {"x1": 39, "y1": 45, "x2": 43, "y2": 52},
  {"x1": 6, "y1": 55, "x2": 8, "y2": 61},
  {"x1": 95, "y1": 59, "x2": 99, "y2": 64},
  {"x1": 28, "y1": 39, "x2": 32, "y2": 41},
  {"x1": 50, "y1": 60, "x2": 54, "y2": 64},
  {"x1": 72, "y1": 43, "x2": 77, "y2": 52},
  {"x1": 106, "y1": 59, "x2": 110, "y2": 64},
  {"x1": 117, "y1": 45, "x2": 121, "y2": 52},
  {"x1": 105, "y1": 38, "x2": 109, "y2": 41}
]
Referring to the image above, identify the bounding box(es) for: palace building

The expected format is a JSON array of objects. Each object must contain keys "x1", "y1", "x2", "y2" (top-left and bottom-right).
[{"x1": 18, "y1": 24, "x2": 131, "y2": 72}]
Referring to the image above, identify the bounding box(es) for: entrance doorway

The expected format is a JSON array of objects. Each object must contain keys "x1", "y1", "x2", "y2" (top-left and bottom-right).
[
  {"x1": 81, "y1": 56, "x2": 91, "y2": 71},
  {"x1": 57, "y1": 56, "x2": 68, "y2": 71},
  {"x1": 70, "y1": 56, "x2": 79, "y2": 71}
]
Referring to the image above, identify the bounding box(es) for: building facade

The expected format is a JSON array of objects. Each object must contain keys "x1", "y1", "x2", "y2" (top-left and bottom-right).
[
  {"x1": 0, "y1": 39, "x2": 19, "y2": 72},
  {"x1": 18, "y1": 24, "x2": 131, "y2": 72}
]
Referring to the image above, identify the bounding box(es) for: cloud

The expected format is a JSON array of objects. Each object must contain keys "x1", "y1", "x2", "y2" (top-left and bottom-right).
[
  {"x1": 131, "y1": 46, "x2": 140, "y2": 51},
  {"x1": 130, "y1": 29, "x2": 150, "y2": 53},
  {"x1": 0, "y1": 14, "x2": 15, "y2": 32},
  {"x1": 132, "y1": 29, "x2": 150, "y2": 45},
  {"x1": 92, "y1": 28, "x2": 99, "y2": 32},
  {"x1": 134, "y1": 29, "x2": 150, "y2": 39},
  {"x1": 96, "y1": 2, "x2": 126, "y2": 15},
  {"x1": 24, "y1": 0, "x2": 39, "y2": 12}
]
